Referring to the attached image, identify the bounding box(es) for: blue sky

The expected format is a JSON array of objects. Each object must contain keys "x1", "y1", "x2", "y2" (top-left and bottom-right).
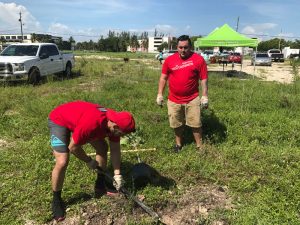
[{"x1": 0, "y1": 0, "x2": 299, "y2": 42}]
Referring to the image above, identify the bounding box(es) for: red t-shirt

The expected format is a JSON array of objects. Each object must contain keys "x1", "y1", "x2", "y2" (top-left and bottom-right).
[
  {"x1": 49, "y1": 101, "x2": 119, "y2": 145},
  {"x1": 162, "y1": 52, "x2": 208, "y2": 104}
]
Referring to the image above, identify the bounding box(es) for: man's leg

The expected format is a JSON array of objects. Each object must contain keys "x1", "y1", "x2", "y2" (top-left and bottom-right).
[
  {"x1": 174, "y1": 126, "x2": 184, "y2": 147},
  {"x1": 168, "y1": 99, "x2": 185, "y2": 152},
  {"x1": 92, "y1": 140, "x2": 108, "y2": 170},
  {"x1": 90, "y1": 140, "x2": 108, "y2": 196},
  {"x1": 192, "y1": 127, "x2": 203, "y2": 148},
  {"x1": 186, "y1": 96, "x2": 203, "y2": 150},
  {"x1": 48, "y1": 119, "x2": 71, "y2": 221},
  {"x1": 52, "y1": 151, "x2": 69, "y2": 221},
  {"x1": 52, "y1": 152, "x2": 69, "y2": 191}
]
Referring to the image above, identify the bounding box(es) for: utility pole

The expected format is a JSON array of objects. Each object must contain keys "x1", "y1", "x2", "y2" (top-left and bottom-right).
[
  {"x1": 278, "y1": 28, "x2": 282, "y2": 50},
  {"x1": 236, "y1": 16, "x2": 240, "y2": 32},
  {"x1": 18, "y1": 11, "x2": 24, "y2": 42}
]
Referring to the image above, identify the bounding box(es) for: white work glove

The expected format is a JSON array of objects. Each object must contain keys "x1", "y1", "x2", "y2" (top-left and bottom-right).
[
  {"x1": 86, "y1": 158, "x2": 98, "y2": 170},
  {"x1": 200, "y1": 96, "x2": 209, "y2": 109},
  {"x1": 156, "y1": 94, "x2": 164, "y2": 106},
  {"x1": 113, "y1": 174, "x2": 125, "y2": 191}
]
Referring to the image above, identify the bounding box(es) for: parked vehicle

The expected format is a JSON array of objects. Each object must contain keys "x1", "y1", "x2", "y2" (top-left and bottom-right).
[
  {"x1": 197, "y1": 52, "x2": 210, "y2": 64},
  {"x1": 251, "y1": 53, "x2": 272, "y2": 66},
  {"x1": 267, "y1": 49, "x2": 284, "y2": 62},
  {"x1": 289, "y1": 53, "x2": 300, "y2": 59},
  {"x1": 0, "y1": 43, "x2": 75, "y2": 84},
  {"x1": 155, "y1": 50, "x2": 177, "y2": 60},
  {"x1": 203, "y1": 50, "x2": 215, "y2": 59},
  {"x1": 228, "y1": 52, "x2": 242, "y2": 64}
]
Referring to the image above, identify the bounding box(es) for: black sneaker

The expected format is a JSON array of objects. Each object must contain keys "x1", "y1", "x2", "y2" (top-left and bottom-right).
[
  {"x1": 173, "y1": 144, "x2": 182, "y2": 153},
  {"x1": 52, "y1": 198, "x2": 65, "y2": 221}
]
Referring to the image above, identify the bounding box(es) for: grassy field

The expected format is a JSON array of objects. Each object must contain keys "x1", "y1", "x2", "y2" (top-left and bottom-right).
[
  {"x1": 1, "y1": 54, "x2": 300, "y2": 224},
  {"x1": 71, "y1": 50, "x2": 157, "y2": 59}
]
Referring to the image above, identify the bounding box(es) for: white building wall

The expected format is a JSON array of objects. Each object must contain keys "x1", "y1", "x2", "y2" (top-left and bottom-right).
[
  {"x1": 148, "y1": 36, "x2": 170, "y2": 53},
  {"x1": 0, "y1": 34, "x2": 32, "y2": 43},
  {"x1": 0, "y1": 34, "x2": 32, "y2": 50}
]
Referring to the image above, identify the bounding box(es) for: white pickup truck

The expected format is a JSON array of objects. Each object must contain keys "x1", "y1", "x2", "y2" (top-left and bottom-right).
[{"x1": 0, "y1": 43, "x2": 75, "y2": 84}]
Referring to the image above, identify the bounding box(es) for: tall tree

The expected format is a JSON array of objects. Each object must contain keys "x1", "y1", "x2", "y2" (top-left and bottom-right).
[
  {"x1": 130, "y1": 34, "x2": 140, "y2": 50},
  {"x1": 157, "y1": 42, "x2": 168, "y2": 51},
  {"x1": 140, "y1": 31, "x2": 149, "y2": 51},
  {"x1": 31, "y1": 33, "x2": 37, "y2": 43}
]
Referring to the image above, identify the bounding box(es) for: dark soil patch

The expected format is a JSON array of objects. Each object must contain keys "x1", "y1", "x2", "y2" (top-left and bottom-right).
[{"x1": 48, "y1": 182, "x2": 233, "y2": 225}]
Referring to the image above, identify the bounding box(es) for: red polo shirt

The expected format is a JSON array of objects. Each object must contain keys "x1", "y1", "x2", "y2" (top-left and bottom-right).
[
  {"x1": 49, "y1": 101, "x2": 119, "y2": 145},
  {"x1": 162, "y1": 52, "x2": 208, "y2": 104}
]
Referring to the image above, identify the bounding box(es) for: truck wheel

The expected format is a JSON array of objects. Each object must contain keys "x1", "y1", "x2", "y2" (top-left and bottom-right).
[
  {"x1": 64, "y1": 63, "x2": 72, "y2": 79},
  {"x1": 28, "y1": 68, "x2": 41, "y2": 85}
]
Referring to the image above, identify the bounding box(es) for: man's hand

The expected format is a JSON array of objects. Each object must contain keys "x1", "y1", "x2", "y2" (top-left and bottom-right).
[
  {"x1": 113, "y1": 174, "x2": 124, "y2": 191},
  {"x1": 200, "y1": 96, "x2": 209, "y2": 109},
  {"x1": 86, "y1": 158, "x2": 98, "y2": 170},
  {"x1": 156, "y1": 94, "x2": 164, "y2": 106}
]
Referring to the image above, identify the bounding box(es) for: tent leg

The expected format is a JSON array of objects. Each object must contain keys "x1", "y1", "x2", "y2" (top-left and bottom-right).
[{"x1": 253, "y1": 46, "x2": 257, "y2": 79}]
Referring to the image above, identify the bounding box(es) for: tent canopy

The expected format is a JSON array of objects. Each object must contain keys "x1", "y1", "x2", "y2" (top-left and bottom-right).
[{"x1": 194, "y1": 24, "x2": 258, "y2": 48}]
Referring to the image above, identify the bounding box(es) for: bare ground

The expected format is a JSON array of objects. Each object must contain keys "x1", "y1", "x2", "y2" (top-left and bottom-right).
[
  {"x1": 208, "y1": 59, "x2": 294, "y2": 84},
  {"x1": 46, "y1": 182, "x2": 233, "y2": 225},
  {"x1": 76, "y1": 56, "x2": 294, "y2": 84},
  {"x1": 42, "y1": 56, "x2": 284, "y2": 225}
]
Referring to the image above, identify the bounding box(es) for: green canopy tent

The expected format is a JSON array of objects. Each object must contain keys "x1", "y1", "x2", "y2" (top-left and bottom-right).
[
  {"x1": 194, "y1": 24, "x2": 258, "y2": 73},
  {"x1": 194, "y1": 24, "x2": 258, "y2": 48}
]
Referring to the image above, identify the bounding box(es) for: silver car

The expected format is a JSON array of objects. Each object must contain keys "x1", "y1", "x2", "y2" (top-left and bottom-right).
[{"x1": 251, "y1": 53, "x2": 272, "y2": 66}]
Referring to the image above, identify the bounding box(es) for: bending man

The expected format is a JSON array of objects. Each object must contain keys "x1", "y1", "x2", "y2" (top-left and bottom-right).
[{"x1": 48, "y1": 100, "x2": 135, "y2": 221}]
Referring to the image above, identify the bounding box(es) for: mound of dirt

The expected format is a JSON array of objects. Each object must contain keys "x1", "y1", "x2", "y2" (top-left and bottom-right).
[{"x1": 48, "y1": 182, "x2": 233, "y2": 225}]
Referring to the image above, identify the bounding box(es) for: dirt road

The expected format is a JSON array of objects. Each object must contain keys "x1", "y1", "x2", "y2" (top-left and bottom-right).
[{"x1": 208, "y1": 59, "x2": 294, "y2": 84}]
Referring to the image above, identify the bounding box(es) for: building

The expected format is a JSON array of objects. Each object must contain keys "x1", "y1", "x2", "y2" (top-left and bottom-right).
[
  {"x1": 148, "y1": 36, "x2": 171, "y2": 53},
  {"x1": 0, "y1": 34, "x2": 31, "y2": 50},
  {"x1": 127, "y1": 39, "x2": 148, "y2": 52},
  {"x1": 126, "y1": 36, "x2": 173, "y2": 53},
  {"x1": 0, "y1": 33, "x2": 62, "y2": 51}
]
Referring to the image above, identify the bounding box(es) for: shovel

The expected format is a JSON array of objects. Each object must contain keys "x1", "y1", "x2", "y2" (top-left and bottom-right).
[{"x1": 96, "y1": 166, "x2": 164, "y2": 224}]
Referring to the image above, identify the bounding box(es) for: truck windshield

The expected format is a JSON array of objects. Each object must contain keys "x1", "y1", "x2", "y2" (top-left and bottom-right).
[{"x1": 1, "y1": 45, "x2": 39, "y2": 56}]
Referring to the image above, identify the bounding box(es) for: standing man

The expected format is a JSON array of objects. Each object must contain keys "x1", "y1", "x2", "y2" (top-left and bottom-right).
[
  {"x1": 48, "y1": 101, "x2": 135, "y2": 221},
  {"x1": 156, "y1": 35, "x2": 208, "y2": 152}
]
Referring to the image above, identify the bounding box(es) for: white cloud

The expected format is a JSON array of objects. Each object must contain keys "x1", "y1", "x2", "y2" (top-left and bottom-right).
[
  {"x1": 48, "y1": 23, "x2": 104, "y2": 42},
  {"x1": 48, "y1": 23, "x2": 72, "y2": 35},
  {"x1": 241, "y1": 23, "x2": 278, "y2": 38},
  {"x1": 154, "y1": 24, "x2": 176, "y2": 36},
  {"x1": 0, "y1": 2, "x2": 40, "y2": 34}
]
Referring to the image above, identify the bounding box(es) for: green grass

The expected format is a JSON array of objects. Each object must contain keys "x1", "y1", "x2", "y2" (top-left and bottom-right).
[
  {"x1": 1, "y1": 56, "x2": 300, "y2": 224},
  {"x1": 72, "y1": 50, "x2": 156, "y2": 59}
]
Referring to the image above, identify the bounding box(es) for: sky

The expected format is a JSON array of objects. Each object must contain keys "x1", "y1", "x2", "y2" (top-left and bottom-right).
[{"x1": 0, "y1": 0, "x2": 299, "y2": 42}]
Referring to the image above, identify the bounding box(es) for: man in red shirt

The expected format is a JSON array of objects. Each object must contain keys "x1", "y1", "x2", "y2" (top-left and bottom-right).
[
  {"x1": 156, "y1": 35, "x2": 208, "y2": 152},
  {"x1": 48, "y1": 101, "x2": 135, "y2": 221}
]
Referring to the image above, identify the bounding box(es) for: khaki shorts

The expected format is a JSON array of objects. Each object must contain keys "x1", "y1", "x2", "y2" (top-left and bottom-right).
[{"x1": 167, "y1": 96, "x2": 201, "y2": 128}]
